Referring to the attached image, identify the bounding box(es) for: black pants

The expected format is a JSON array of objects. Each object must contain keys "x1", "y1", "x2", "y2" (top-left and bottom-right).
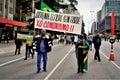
[
  {"x1": 15, "y1": 46, "x2": 21, "y2": 55},
  {"x1": 94, "y1": 47, "x2": 101, "y2": 61},
  {"x1": 32, "y1": 49, "x2": 35, "y2": 55},
  {"x1": 77, "y1": 54, "x2": 85, "y2": 72},
  {"x1": 25, "y1": 45, "x2": 33, "y2": 59}
]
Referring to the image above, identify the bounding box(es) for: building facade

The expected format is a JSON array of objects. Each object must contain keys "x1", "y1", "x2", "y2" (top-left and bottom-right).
[
  {"x1": 98, "y1": 0, "x2": 120, "y2": 36},
  {"x1": 0, "y1": 0, "x2": 16, "y2": 42},
  {"x1": 91, "y1": 22, "x2": 97, "y2": 34},
  {"x1": 0, "y1": 0, "x2": 16, "y2": 19}
]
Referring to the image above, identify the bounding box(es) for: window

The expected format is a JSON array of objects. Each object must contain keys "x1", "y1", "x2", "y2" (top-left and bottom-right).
[
  {"x1": 0, "y1": 3, "x2": 2, "y2": 11},
  {"x1": 9, "y1": 7, "x2": 13, "y2": 14}
]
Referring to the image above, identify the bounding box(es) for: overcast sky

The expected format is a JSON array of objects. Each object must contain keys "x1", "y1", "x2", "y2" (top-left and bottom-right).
[{"x1": 76, "y1": 0, "x2": 105, "y2": 34}]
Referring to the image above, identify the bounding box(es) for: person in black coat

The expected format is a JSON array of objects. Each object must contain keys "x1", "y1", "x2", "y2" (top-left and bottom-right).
[
  {"x1": 36, "y1": 29, "x2": 53, "y2": 73},
  {"x1": 15, "y1": 38, "x2": 22, "y2": 55},
  {"x1": 93, "y1": 31, "x2": 101, "y2": 62}
]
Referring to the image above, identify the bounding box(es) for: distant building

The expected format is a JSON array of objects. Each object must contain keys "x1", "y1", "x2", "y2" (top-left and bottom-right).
[
  {"x1": 97, "y1": 10, "x2": 102, "y2": 32},
  {"x1": 0, "y1": 0, "x2": 16, "y2": 19},
  {"x1": 97, "y1": 0, "x2": 120, "y2": 36},
  {"x1": 0, "y1": 0, "x2": 16, "y2": 41},
  {"x1": 0, "y1": 0, "x2": 27, "y2": 41},
  {"x1": 91, "y1": 22, "x2": 97, "y2": 34}
]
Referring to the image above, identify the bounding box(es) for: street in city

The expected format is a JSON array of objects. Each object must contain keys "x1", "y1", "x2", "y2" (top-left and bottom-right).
[
  {"x1": 0, "y1": 40, "x2": 120, "y2": 80},
  {"x1": 0, "y1": 0, "x2": 120, "y2": 80}
]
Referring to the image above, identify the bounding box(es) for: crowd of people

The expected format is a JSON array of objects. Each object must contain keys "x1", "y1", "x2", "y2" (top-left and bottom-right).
[
  {"x1": 14, "y1": 29, "x2": 54, "y2": 73},
  {"x1": 5, "y1": 29, "x2": 116, "y2": 74}
]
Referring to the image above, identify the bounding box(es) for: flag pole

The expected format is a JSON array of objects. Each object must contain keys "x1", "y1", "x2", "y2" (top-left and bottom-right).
[{"x1": 32, "y1": 0, "x2": 35, "y2": 37}]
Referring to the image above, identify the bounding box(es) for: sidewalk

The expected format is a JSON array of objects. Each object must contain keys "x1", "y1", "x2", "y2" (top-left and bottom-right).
[
  {"x1": 0, "y1": 40, "x2": 25, "y2": 54},
  {"x1": 0, "y1": 39, "x2": 58, "y2": 54}
]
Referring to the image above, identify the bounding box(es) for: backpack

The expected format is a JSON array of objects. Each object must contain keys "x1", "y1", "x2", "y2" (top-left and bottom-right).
[{"x1": 47, "y1": 40, "x2": 53, "y2": 53}]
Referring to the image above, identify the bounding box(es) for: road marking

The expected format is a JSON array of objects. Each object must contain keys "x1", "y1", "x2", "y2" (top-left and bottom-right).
[
  {"x1": 100, "y1": 50, "x2": 120, "y2": 70},
  {"x1": 44, "y1": 46, "x2": 74, "y2": 80},
  {"x1": 114, "y1": 44, "x2": 120, "y2": 49},
  {"x1": 0, "y1": 44, "x2": 61, "y2": 67},
  {"x1": 0, "y1": 57, "x2": 24, "y2": 67},
  {"x1": 52, "y1": 44, "x2": 61, "y2": 48}
]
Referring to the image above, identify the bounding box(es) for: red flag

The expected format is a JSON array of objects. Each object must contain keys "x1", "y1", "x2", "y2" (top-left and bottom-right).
[{"x1": 111, "y1": 12, "x2": 115, "y2": 36}]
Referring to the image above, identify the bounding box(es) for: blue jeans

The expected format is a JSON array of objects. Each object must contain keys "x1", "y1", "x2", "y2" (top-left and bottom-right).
[{"x1": 37, "y1": 52, "x2": 47, "y2": 71}]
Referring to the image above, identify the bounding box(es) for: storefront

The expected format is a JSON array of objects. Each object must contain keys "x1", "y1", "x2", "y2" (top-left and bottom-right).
[{"x1": 0, "y1": 18, "x2": 27, "y2": 42}]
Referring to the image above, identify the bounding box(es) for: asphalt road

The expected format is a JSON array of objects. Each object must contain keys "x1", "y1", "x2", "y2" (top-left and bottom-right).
[{"x1": 0, "y1": 41, "x2": 120, "y2": 80}]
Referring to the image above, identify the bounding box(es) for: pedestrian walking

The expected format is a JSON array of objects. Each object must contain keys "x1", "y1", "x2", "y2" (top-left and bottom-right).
[
  {"x1": 87, "y1": 34, "x2": 93, "y2": 51},
  {"x1": 32, "y1": 38, "x2": 37, "y2": 55},
  {"x1": 93, "y1": 30, "x2": 101, "y2": 62},
  {"x1": 15, "y1": 38, "x2": 22, "y2": 55},
  {"x1": 71, "y1": 35, "x2": 74, "y2": 45},
  {"x1": 24, "y1": 39, "x2": 34, "y2": 60},
  {"x1": 36, "y1": 29, "x2": 53, "y2": 73},
  {"x1": 75, "y1": 33, "x2": 89, "y2": 73}
]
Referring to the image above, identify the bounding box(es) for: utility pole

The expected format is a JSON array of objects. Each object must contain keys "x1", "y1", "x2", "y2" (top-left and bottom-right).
[
  {"x1": 32, "y1": 0, "x2": 35, "y2": 36},
  {"x1": 32, "y1": 0, "x2": 35, "y2": 18}
]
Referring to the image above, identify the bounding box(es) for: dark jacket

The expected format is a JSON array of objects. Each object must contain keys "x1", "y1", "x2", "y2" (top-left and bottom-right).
[
  {"x1": 15, "y1": 39, "x2": 22, "y2": 47},
  {"x1": 93, "y1": 35, "x2": 101, "y2": 48},
  {"x1": 36, "y1": 36, "x2": 52, "y2": 53},
  {"x1": 75, "y1": 39, "x2": 89, "y2": 56}
]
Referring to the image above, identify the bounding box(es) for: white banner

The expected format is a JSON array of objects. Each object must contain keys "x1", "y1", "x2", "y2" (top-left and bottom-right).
[{"x1": 34, "y1": 10, "x2": 83, "y2": 34}]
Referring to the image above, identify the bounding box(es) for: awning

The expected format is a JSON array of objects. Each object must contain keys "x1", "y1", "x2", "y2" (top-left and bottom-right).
[{"x1": 0, "y1": 18, "x2": 27, "y2": 27}]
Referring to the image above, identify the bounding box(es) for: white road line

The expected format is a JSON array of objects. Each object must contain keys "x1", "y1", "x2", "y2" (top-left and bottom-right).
[
  {"x1": 100, "y1": 50, "x2": 120, "y2": 70},
  {"x1": 44, "y1": 46, "x2": 74, "y2": 80},
  {"x1": 0, "y1": 57, "x2": 24, "y2": 67},
  {"x1": 52, "y1": 44, "x2": 61, "y2": 48}
]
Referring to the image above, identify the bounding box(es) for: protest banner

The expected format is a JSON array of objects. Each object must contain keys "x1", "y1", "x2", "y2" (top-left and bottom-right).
[
  {"x1": 34, "y1": 10, "x2": 83, "y2": 34},
  {"x1": 17, "y1": 33, "x2": 33, "y2": 41}
]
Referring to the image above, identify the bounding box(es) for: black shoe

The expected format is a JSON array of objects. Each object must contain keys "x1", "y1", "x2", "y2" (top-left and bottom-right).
[
  {"x1": 24, "y1": 58, "x2": 27, "y2": 60},
  {"x1": 36, "y1": 70, "x2": 40, "y2": 73},
  {"x1": 94, "y1": 58, "x2": 97, "y2": 60},
  {"x1": 98, "y1": 60, "x2": 101, "y2": 62},
  {"x1": 77, "y1": 71, "x2": 80, "y2": 74},
  {"x1": 43, "y1": 69, "x2": 47, "y2": 72},
  {"x1": 81, "y1": 70, "x2": 85, "y2": 73}
]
